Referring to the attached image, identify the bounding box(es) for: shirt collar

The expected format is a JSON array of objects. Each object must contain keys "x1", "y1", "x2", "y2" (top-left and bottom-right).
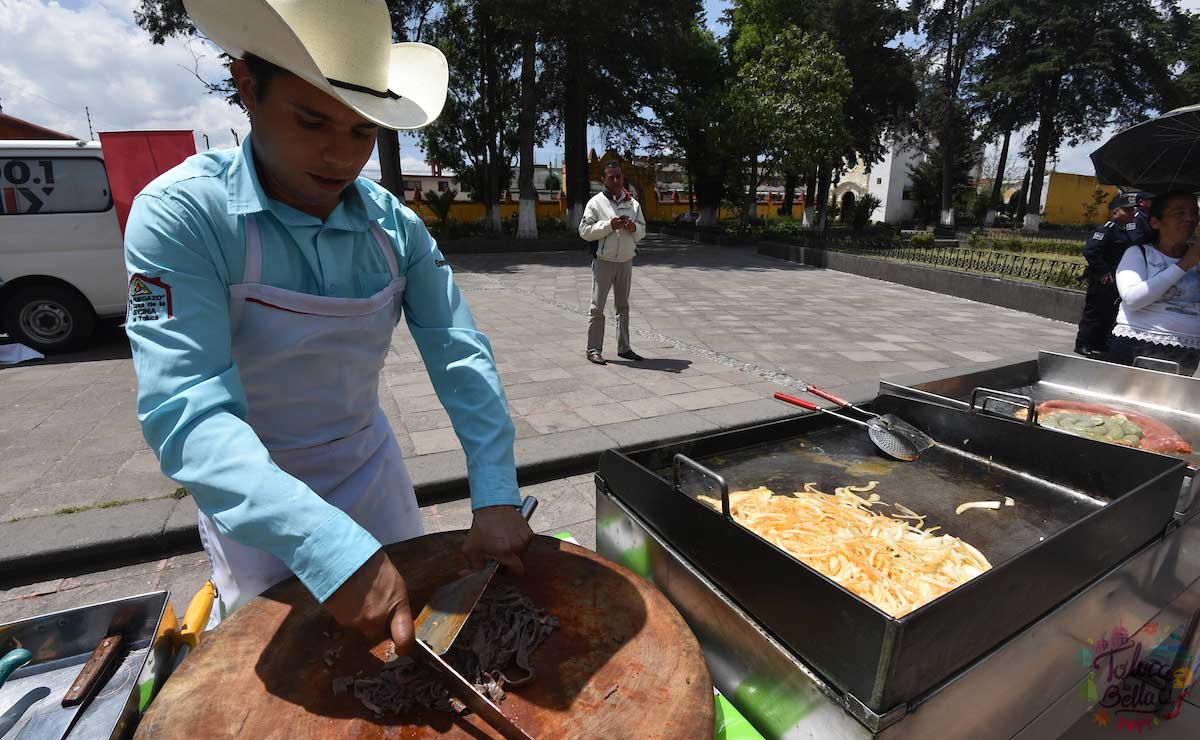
[
  {"x1": 225, "y1": 134, "x2": 387, "y2": 231},
  {"x1": 226, "y1": 134, "x2": 271, "y2": 216},
  {"x1": 605, "y1": 187, "x2": 630, "y2": 203}
]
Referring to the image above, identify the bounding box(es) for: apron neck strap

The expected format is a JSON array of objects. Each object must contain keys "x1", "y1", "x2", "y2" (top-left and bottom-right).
[
  {"x1": 242, "y1": 216, "x2": 399, "y2": 283},
  {"x1": 244, "y1": 214, "x2": 264, "y2": 284},
  {"x1": 369, "y1": 223, "x2": 399, "y2": 279}
]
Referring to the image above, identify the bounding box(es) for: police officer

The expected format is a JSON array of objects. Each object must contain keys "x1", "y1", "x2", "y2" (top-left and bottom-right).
[
  {"x1": 1075, "y1": 193, "x2": 1138, "y2": 357},
  {"x1": 1124, "y1": 191, "x2": 1155, "y2": 245}
]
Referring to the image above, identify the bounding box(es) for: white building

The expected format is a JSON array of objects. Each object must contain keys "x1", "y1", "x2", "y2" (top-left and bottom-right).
[{"x1": 833, "y1": 140, "x2": 923, "y2": 225}]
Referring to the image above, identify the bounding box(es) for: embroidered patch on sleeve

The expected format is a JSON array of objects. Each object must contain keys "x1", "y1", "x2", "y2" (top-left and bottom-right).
[{"x1": 127, "y1": 273, "x2": 173, "y2": 323}]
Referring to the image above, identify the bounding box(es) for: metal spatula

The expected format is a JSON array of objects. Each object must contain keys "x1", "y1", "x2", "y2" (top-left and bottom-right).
[
  {"x1": 414, "y1": 496, "x2": 538, "y2": 656},
  {"x1": 775, "y1": 392, "x2": 925, "y2": 461}
]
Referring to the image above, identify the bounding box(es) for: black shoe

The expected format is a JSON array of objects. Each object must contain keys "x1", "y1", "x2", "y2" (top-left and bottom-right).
[
  {"x1": 587, "y1": 352, "x2": 607, "y2": 365},
  {"x1": 1074, "y1": 344, "x2": 1108, "y2": 360},
  {"x1": 617, "y1": 350, "x2": 645, "y2": 362}
]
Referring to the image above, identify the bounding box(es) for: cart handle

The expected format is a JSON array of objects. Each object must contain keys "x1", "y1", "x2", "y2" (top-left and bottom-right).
[
  {"x1": 969, "y1": 387, "x2": 1037, "y2": 424},
  {"x1": 673, "y1": 453, "x2": 730, "y2": 519}
]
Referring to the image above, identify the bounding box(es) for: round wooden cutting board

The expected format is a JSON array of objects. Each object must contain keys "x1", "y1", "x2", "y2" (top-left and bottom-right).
[{"x1": 137, "y1": 534, "x2": 713, "y2": 739}]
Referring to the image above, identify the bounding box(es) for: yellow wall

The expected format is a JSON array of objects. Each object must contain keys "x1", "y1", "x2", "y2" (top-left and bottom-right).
[
  {"x1": 1043, "y1": 172, "x2": 1119, "y2": 226},
  {"x1": 407, "y1": 199, "x2": 566, "y2": 223},
  {"x1": 405, "y1": 196, "x2": 802, "y2": 226}
]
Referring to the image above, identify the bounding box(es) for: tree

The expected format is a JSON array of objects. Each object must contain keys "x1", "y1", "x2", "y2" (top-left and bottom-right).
[
  {"x1": 649, "y1": 23, "x2": 736, "y2": 226},
  {"x1": 911, "y1": 0, "x2": 984, "y2": 227},
  {"x1": 418, "y1": 0, "x2": 520, "y2": 233},
  {"x1": 972, "y1": 0, "x2": 1183, "y2": 230},
  {"x1": 726, "y1": 0, "x2": 917, "y2": 227},
  {"x1": 739, "y1": 29, "x2": 852, "y2": 226},
  {"x1": 907, "y1": 126, "x2": 980, "y2": 226},
  {"x1": 423, "y1": 188, "x2": 458, "y2": 234},
  {"x1": 535, "y1": 1, "x2": 703, "y2": 228},
  {"x1": 1081, "y1": 187, "x2": 1109, "y2": 227}
]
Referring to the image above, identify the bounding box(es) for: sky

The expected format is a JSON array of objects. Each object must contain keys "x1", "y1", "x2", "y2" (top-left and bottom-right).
[{"x1": 1, "y1": 0, "x2": 1197, "y2": 183}]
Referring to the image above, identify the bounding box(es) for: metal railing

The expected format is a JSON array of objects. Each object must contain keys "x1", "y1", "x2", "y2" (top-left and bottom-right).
[{"x1": 784, "y1": 233, "x2": 1087, "y2": 290}]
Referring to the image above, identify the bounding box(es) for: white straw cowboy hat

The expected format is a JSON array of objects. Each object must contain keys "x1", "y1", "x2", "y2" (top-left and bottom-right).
[{"x1": 183, "y1": 0, "x2": 447, "y2": 130}]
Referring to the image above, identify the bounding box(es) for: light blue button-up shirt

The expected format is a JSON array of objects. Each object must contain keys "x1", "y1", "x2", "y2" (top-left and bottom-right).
[{"x1": 124, "y1": 136, "x2": 519, "y2": 603}]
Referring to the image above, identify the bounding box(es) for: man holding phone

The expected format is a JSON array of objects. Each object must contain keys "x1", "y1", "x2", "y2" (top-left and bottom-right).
[{"x1": 578, "y1": 161, "x2": 647, "y2": 365}]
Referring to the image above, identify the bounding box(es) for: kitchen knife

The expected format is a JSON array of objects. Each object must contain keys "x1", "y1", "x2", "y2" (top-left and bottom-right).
[
  {"x1": 415, "y1": 639, "x2": 535, "y2": 740},
  {"x1": 414, "y1": 496, "x2": 537, "y2": 656},
  {"x1": 14, "y1": 633, "x2": 123, "y2": 740}
]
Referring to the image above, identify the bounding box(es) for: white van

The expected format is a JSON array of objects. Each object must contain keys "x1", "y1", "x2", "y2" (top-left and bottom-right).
[{"x1": 0, "y1": 139, "x2": 126, "y2": 353}]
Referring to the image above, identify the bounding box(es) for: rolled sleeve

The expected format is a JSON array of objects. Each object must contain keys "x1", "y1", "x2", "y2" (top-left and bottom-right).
[
  {"x1": 396, "y1": 211, "x2": 520, "y2": 510},
  {"x1": 124, "y1": 193, "x2": 379, "y2": 602}
]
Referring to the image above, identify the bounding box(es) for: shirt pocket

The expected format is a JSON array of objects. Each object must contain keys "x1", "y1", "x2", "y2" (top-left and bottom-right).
[{"x1": 356, "y1": 271, "x2": 395, "y2": 297}]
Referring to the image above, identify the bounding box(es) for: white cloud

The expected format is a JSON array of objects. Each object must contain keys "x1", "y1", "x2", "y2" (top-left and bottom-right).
[{"x1": 1, "y1": 0, "x2": 248, "y2": 151}]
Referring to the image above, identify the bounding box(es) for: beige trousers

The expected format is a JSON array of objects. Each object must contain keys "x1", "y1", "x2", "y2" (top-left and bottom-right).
[{"x1": 587, "y1": 258, "x2": 633, "y2": 355}]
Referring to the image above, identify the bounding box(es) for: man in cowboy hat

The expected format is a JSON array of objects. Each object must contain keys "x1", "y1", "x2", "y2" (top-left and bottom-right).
[{"x1": 123, "y1": 0, "x2": 531, "y2": 653}]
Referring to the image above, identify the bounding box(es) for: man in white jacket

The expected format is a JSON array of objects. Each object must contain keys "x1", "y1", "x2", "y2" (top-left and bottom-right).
[{"x1": 578, "y1": 161, "x2": 647, "y2": 364}]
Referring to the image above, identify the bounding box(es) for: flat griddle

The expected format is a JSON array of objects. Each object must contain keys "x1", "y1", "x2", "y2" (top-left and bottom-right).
[
  {"x1": 598, "y1": 393, "x2": 1187, "y2": 714},
  {"x1": 136, "y1": 535, "x2": 713, "y2": 740}
]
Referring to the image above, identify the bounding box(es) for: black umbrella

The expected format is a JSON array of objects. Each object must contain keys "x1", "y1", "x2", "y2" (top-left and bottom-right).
[{"x1": 1091, "y1": 103, "x2": 1200, "y2": 194}]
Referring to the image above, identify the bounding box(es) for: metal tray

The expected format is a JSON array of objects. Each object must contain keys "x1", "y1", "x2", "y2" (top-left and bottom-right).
[
  {"x1": 0, "y1": 592, "x2": 170, "y2": 739},
  {"x1": 885, "y1": 351, "x2": 1200, "y2": 469},
  {"x1": 885, "y1": 351, "x2": 1200, "y2": 513},
  {"x1": 597, "y1": 394, "x2": 1187, "y2": 714}
]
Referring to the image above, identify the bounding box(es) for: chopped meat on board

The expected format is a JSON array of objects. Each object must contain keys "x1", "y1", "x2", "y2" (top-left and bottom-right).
[{"x1": 332, "y1": 583, "x2": 559, "y2": 717}]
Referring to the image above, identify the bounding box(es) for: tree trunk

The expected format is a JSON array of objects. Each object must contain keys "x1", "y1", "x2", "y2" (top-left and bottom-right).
[
  {"x1": 939, "y1": 117, "x2": 956, "y2": 227},
  {"x1": 376, "y1": 130, "x2": 403, "y2": 200},
  {"x1": 815, "y1": 164, "x2": 833, "y2": 230},
  {"x1": 564, "y1": 39, "x2": 588, "y2": 230},
  {"x1": 938, "y1": 8, "x2": 959, "y2": 228},
  {"x1": 984, "y1": 128, "x2": 1011, "y2": 227},
  {"x1": 803, "y1": 166, "x2": 817, "y2": 227},
  {"x1": 781, "y1": 171, "x2": 797, "y2": 218},
  {"x1": 478, "y1": 11, "x2": 501, "y2": 234},
  {"x1": 695, "y1": 177, "x2": 721, "y2": 226},
  {"x1": 516, "y1": 33, "x2": 538, "y2": 240},
  {"x1": 743, "y1": 155, "x2": 758, "y2": 222},
  {"x1": 1023, "y1": 78, "x2": 1060, "y2": 232},
  {"x1": 1015, "y1": 166, "x2": 1031, "y2": 222}
]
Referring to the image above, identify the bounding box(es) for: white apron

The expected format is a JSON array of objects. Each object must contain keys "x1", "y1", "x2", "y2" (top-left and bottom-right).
[{"x1": 198, "y1": 214, "x2": 422, "y2": 618}]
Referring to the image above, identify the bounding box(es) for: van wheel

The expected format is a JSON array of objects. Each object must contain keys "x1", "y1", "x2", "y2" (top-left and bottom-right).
[{"x1": 3, "y1": 285, "x2": 97, "y2": 354}]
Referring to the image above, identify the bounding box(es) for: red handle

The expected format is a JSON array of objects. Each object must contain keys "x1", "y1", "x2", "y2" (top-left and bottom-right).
[
  {"x1": 774, "y1": 392, "x2": 820, "y2": 411},
  {"x1": 806, "y1": 386, "x2": 849, "y2": 408}
]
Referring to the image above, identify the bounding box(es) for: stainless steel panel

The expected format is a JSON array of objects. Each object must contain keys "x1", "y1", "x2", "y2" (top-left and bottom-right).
[{"x1": 596, "y1": 486, "x2": 875, "y2": 740}]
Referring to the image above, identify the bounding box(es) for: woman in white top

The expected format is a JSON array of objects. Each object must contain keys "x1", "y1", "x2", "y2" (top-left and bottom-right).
[{"x1": 1106, "y1": 191, "x2": 1200, "y2": 374}]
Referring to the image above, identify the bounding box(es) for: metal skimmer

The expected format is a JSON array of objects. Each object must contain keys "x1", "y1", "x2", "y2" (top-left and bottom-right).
[
  {"x1": 805, "y1": 385, "x2": 935, "y2": 455},
  {"x1": 774, "y1": 392, "x2": 924, "y2": 461}
]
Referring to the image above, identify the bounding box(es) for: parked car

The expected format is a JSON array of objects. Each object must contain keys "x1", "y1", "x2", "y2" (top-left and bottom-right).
[
  {"x1": 674, "y1": 211, "x2": 700, "y2": 224},
  {"x1": 0, "y1": 139, "x2": 125, "y2": 353}
]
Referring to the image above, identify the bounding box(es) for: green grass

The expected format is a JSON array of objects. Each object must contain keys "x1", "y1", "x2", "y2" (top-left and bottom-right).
[{"x1": 54, "y1": 496, "x2": 151, "y2": 516}]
